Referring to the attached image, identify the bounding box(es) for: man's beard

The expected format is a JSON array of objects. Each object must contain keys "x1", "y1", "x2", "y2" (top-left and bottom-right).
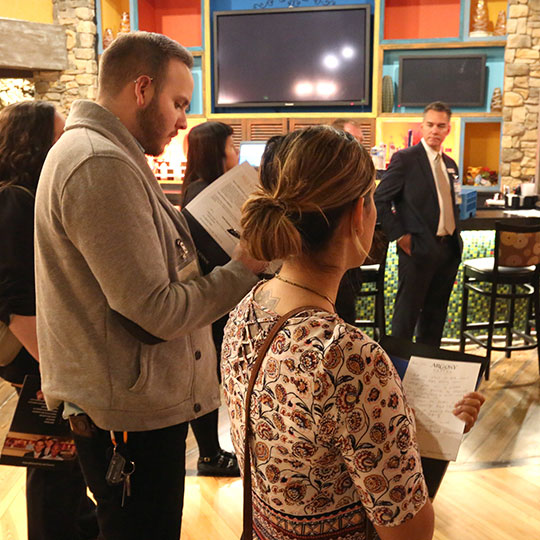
[{"x1": 136, "y1": 96, "x2": 167, "y2": 157}]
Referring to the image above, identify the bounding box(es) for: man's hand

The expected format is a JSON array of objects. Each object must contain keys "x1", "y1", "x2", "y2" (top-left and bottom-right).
[
  {"x1": 232, "y1": 242, "x2": 268, "y2": 275},
  {"x1": 397, "y1": 233, "x2": 412, "y2": 256},
  {"x1": 453, "y1": 391, "x2": 485, "y2": 433}
]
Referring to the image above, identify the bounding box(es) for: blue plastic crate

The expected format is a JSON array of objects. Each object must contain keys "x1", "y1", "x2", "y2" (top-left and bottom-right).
[{"x1": 459, "y1": 187, "x2": 477, "y2": 220}]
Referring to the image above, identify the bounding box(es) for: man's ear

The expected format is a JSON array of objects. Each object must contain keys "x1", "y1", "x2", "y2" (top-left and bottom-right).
[{"x1": 134, "y1": 75, "x2": 154, "y2": 107}]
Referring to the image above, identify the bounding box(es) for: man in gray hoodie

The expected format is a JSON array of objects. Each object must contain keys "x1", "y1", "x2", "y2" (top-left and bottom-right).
[{"x1": 35, "y1": 32, "x2": 264, "y2": 540}]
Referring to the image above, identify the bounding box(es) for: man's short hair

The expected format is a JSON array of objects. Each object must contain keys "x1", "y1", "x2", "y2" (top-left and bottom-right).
[
  {"x1": 98, "y1": 31, "x2": 193, "y2": 97},
  {"x1": 331, "y1": 118, "x2": 361, "y2": 131},
  {"x1": 424, "y1": 101, "x2": 452, "y2": 119}
]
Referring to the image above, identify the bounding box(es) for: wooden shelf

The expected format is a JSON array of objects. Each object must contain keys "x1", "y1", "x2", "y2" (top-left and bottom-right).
[
  {"x1": 379, "y1": 112, "x2": 502, "y2": 118},
  {"x1": 381, "y1": 40, "x2": 506, "y2": 50}
]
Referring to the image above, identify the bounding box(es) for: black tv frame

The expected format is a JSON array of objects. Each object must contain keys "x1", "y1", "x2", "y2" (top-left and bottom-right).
[
  {"x1": 212, "y1": 5, "x2": 371, "y2": 109},
  {"x1": 398, "y1": 54, "x2": 487, "y2": 108}
]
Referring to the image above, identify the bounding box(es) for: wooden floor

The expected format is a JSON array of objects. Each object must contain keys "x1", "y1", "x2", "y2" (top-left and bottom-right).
[{"x1": 1, "y1": 346, "x2": 539, "y2": 540}]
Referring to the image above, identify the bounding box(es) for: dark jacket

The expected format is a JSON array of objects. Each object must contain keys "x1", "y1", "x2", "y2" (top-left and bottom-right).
[{"x1": 374, "y1": 142, "x2": 463, "y2": 264}]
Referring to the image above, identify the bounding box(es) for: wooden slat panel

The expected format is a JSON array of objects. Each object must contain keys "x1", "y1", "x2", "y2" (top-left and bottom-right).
[
  {"x1": 289, "y1": 118, "x2": 375, "y2": 149},
  {"x1": 288, "y1": 118, "x2": 328, "y2": 131},
  {"x1": 220, "y1": 119, "x2": 244, "y2": 148},
  {"x1": 245, "y1": 119, "x2": 287, "y2": 141},
  {"x1": 0, "y1": 18, "x2": 67, "y2": 71}
]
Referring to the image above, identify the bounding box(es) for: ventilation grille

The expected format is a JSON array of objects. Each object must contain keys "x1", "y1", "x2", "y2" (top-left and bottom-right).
[
  {"x1": 246, "y1": 119, "x2": 287, "y2": 141},
  {"x1": 221, "y1": 120, "x2": 244, "y2": 148}
]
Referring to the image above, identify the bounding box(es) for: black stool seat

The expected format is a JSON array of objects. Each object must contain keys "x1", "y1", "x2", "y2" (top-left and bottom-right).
[
  {"x1": 358, "y1": 264, "x2": 379, "y2": 282},
  {"x1": 464, "y1": 258, "x2": 535, "y2": 282},
  {"x1": 459, "y1": 219, "x2": 540, "y2": 380}
]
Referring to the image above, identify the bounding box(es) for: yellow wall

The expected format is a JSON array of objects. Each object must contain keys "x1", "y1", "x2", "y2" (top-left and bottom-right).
[
  {"x1": 376, "y1": 118, "x2": 461, "y2": 165},
  {"x1": 101, "y1": 0, "x2": 130, "y2": 36},
  {"x1": 463, "y1": 122, "x2": 501, "y2": 173},
  {"x1": 0, "y1": 0, "x2": 53, "y2": 24}
]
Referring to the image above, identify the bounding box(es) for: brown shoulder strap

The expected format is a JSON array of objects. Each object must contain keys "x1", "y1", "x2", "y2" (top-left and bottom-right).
[{"x1": 242, "y1": 305, "x2": 318, "y2": 538}]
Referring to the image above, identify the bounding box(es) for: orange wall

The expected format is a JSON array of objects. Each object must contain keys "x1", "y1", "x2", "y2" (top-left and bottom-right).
[
  {"x1": 138, "y1": 0, "x2": 201, "y2": 48},
  {"x1": 384, "y1": 0, "x2": 461, "y2": 40}
]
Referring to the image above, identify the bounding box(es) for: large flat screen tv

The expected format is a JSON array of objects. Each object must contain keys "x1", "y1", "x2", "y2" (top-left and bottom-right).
[
  {"x1": 398, "y1": 54, "x2": 487, "y2": 108},
  {"x1": 213, "y1": 5, "x2": 371, "y2": 108}
]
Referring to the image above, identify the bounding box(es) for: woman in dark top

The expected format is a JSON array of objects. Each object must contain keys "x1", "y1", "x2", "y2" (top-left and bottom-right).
[
  {"x1": 181, "y1": 121, "x2": 240, "y2": 476},
  {"x1": 0, "y1": 101, "x2": 98, "y2": 540}
]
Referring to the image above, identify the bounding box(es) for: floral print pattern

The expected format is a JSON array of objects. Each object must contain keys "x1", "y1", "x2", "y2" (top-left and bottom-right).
[{"x1": 222, "y1": 287, "x2": 428, "y2": 539}]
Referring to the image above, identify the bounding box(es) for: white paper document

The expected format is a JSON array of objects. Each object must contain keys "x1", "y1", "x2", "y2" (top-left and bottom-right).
[
  {"x1": 402, "y1": 356, "x2": 481, "y2": 461},
  {"x1": 185, "y1": 161, "x2": 259, "y2": 257}
]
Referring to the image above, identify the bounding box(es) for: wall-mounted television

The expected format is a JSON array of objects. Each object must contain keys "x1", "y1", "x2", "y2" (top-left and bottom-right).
[
  {"x1": 213, "y1": 5, "x2": 371, "y2": 108},
  {"x1": 398, "y1": 54, "x2": 487, "y2": 108}
]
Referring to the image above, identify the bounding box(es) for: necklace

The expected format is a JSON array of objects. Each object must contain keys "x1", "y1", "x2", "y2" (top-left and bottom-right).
[{"x1": 274, "y1": 274, "x2": 335, "y2": 310}]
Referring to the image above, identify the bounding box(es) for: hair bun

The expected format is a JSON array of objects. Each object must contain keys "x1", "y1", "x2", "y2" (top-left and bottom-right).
[{"x1": 241, "y1": 193, "x2": 301, "y2": 261}]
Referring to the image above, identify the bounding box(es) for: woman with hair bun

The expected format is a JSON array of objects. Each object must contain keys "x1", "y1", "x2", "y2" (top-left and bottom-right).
[{"x1": 221, "y1": 126, "x2": 484, "y2": 539}]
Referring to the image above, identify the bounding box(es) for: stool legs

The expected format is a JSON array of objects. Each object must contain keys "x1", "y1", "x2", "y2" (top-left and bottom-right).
[
  {"x1": 506, "y1": 285, "x2": 517, "y2": 359},
  {"x1": 485, "y1": 281, "x2": 498, "y2": 381},
  {"x1": 459, "y1": 272, "x2": 469, "y2": 354}
]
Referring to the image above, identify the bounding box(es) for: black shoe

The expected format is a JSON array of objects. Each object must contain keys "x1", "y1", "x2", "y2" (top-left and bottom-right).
[{"x1": 197, "y1": 449, "x2": 240, "y2": 477}]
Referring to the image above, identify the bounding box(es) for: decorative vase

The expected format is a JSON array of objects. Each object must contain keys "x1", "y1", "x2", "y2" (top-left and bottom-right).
[
  {"x1": 494, "y1": 11, "x2": 506, "y2": 36},
  {"x1": 103, "y1": 28, "x2": 114, "y2": 49},
  {"x1": 470, "y1": 0, "x2": 492, "y2": 37},
  {"x1": 490, "y1": 87, "x2": 502, "y2": 113},
  {"x1": 381, "y1": 75, "x2": 394, "y2": 113},
  {"x1": 118, "y1": 12, "x2": 130, "y2": 34}
]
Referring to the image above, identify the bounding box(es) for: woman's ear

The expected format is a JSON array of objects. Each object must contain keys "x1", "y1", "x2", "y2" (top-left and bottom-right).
[{"x1": 351, "y1": 197, "x2": 365, "y2": 237}]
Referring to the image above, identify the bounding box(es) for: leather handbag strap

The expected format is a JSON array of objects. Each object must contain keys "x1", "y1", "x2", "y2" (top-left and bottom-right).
[{"x1": 242, "y1": 305, "x2": 317, "y2": 539}]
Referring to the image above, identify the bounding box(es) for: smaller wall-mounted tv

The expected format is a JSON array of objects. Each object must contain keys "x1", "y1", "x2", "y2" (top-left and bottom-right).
[
  {"x1": 213, "y1": 5, "x2": 371, "y2": 108},
  {"x1": 398, "y1": 54, "x2": 487, "y2": 108}
]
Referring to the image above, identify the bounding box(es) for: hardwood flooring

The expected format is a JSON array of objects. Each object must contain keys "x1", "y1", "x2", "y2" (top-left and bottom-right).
[{"x1": 1, "y1": 347, "x2": 539, "y2": 539}]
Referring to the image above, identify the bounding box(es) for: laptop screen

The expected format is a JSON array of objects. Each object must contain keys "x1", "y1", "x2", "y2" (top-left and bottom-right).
[{"x1": 238, "y1": 141, "x2": 267, "y2": 168}]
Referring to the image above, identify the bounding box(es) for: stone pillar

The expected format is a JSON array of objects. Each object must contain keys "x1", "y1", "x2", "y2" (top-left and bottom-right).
[
  {"x1": 33, "y1": 0, "x2": 98, "y2": 116},
  {"x1": 501, "y1": 0, "x2": 540, "y2": 188}
]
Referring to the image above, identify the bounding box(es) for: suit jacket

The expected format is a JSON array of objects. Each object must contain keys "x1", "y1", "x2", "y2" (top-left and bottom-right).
[{"x1": 374, "y1": 142, "x2": 463, "y2": 264}]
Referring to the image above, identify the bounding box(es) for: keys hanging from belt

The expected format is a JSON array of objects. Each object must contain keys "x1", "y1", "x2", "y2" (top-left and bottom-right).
[{"x1": 106, "y1": 431, "x2": 136, "y2": 507}]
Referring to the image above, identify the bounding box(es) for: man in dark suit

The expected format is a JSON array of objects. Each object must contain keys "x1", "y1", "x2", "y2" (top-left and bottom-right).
[{"x1": 374, "y1": 101, "x2": 462, "y2": 346}]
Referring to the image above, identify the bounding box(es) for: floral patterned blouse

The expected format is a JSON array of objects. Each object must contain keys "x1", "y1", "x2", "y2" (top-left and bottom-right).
[{"x1": 221, "y1": 286, "x2": 428, "y2": 540}]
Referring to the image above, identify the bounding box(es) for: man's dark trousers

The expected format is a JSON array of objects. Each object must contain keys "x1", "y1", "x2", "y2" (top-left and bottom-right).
[
  {"x1": 73, "y1": 419, "x2": 189, "y2": 540},
  {"x1": 392, "y1": 237, "x2": 460, "y2": 347}
]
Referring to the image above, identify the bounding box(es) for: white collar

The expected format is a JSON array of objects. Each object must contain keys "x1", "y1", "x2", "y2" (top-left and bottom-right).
[{"x1": 421, "y1": 138, "x2": 442, "y2": 162}]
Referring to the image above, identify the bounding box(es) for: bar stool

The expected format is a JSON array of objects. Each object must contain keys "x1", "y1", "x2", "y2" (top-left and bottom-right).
[
  {"x1": 459, "y1": 219, "x2": 540, "y2": 379},
  {"x1": 354, "y1": 229, "x2": 389, "y2": 340}
]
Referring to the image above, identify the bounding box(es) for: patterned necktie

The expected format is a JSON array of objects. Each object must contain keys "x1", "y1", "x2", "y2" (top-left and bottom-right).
[{"x1": 434, "y1": 154, "x2": 455, "y2": 236}]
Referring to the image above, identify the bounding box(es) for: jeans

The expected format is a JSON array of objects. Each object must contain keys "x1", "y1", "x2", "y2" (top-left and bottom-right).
[{"x1": 72, "y1": 417, "x2": 189, "y2": 540}]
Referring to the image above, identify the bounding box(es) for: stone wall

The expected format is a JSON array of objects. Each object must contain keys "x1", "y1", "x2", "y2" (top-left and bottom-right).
[
  {"x1": 502, "y1": 0, "x2": 540, "y2": 188},
  {"x1": 33, "y1": 0, "x2": 97, "y2": 116}
]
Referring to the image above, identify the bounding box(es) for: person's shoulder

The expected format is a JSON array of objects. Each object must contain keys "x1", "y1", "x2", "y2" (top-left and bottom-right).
[
  {"x1": 399, "y1": 143, "x2": 424, "y2": 159},
  {"x1": 183, "y1": 179, "x2": 208, "y2": 205},
  {"x1": 442, "y1": 152, "x2": 458, "y2": 168},
  {"x1": 0, "y1": 186, "x2": 35, "y2": 220}
]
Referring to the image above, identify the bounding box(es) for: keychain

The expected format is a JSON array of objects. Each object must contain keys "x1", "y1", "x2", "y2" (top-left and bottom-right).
[{"x1": 106, "y1": 431, "x2": 135, "y2": 507}]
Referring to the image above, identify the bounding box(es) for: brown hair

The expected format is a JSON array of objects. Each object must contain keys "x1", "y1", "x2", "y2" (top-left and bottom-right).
[
  {"x1": 0, "y1": 101, "x2": 56, "y2": 193},
  {"x1": 241, "y1": 126, "x2": 375, "y2": 261},
  {"x1": 181, "y1": 121, "x2": 233, "y2": 205},
  {"x1": 424, "y1": 101, "x2": 452, "y2": 119},
  {"x1": 98, "y1": 31, "x2": 193, "y2": 97}
]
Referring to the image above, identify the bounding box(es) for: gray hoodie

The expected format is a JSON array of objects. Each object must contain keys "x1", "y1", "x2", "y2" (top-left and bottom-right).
[{"x1": 35, "y1": 100, "x2": 257, "y2": 431}]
